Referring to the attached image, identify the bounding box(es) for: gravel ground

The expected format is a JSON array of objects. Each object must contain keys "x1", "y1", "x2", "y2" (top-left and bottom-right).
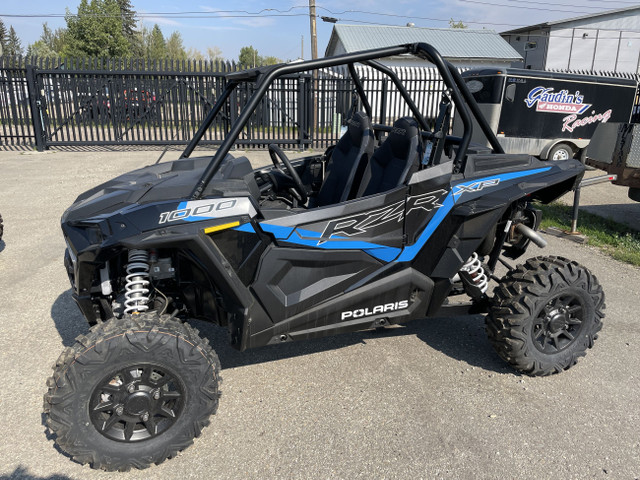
[{"x1": 0, "y1": 149, "x2": 638, "y2": 480}]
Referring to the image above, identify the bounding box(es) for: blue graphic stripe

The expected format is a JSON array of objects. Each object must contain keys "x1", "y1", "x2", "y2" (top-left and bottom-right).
[
  {"x1": 234, "y1": 223, "x2": 256, "y2": 233},
  {"x1": 248, "y1": 167, "x2": 551, "y2": 263},
  {"x1": 288, "y1": 228, "x2": 401, "y2": 262},
  {"x1": 255, "y1": 222, "x2": 400, "y2": 262},
  {"x1": 259, "y1": 223, "x2": 295, "y2": 238},
  {"x1": 396, "y1": 167, "x2": 551, "y2": 262}
]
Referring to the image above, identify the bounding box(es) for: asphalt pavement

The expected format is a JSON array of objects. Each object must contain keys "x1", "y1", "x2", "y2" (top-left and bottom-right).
[{"x1": 0, "y1": 149, "x2": 638, "y2": 479}]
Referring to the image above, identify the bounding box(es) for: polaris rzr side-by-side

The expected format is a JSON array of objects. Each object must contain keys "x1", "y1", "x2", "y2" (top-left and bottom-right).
[{"x1": 44, "y1": 43, "x2": 605, "y2": 471}]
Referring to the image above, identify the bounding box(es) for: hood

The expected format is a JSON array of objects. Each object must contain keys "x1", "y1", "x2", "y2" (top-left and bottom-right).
[{"x1": 62, "y1": 155, "x2": 258, "y2": 224}]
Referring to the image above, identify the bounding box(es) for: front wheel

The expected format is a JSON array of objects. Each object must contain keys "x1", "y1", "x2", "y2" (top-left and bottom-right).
[
  {"x1": 487, "y1": 256, "x2": 605, "y2": 376},
  {"x1": 44, "y1": 312, "x2": 221, "y2": 471}
]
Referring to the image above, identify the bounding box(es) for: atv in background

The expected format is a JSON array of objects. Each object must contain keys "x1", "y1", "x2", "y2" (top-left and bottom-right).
[{"x1": 44, "y1": 43, "x2": 605, "y2": 471}]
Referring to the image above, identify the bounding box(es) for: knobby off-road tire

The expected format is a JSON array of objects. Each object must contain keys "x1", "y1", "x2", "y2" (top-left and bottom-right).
[
  {"x1": 43, "y1": 312, "x2": 221, "y2": 471},
  {"x1": 487, "y1": 256, "x2": 605, "y2": 376}
]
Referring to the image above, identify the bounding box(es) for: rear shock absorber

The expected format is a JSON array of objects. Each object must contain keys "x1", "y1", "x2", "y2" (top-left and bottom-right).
[
  {"x1": 124, "y1": 249, "x2": 151, "y2": 314},
  {"x1": 459, "y1": 252, "x2": 489, "y2": 297}
]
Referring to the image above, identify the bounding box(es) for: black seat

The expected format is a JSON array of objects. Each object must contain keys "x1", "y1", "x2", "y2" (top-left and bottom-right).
[
  {"x1": 356, "y1": 117, "x2": 422, "y2": 198},
  {"x1": 312, "y1": 112, "x2": 374, "y2": 207}
]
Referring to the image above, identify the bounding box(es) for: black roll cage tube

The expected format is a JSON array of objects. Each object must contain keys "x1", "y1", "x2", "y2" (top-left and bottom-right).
[{"x1": 184, "y1": 42, "x2": 504, "y2": 200}]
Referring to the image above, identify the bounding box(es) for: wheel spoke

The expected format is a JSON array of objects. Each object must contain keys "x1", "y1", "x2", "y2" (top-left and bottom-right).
[
  {"x1": 533, "y1": 327, "x2": 545, "y2": 340},
  {"x1": 123, "y1": 420, "x2": 136, "y2": 441},
  {"x1": 159, "y1": 406, "x2": 176, "y2": 418},
  {"x1": 552, "y1": 335, "x2": 561, "y2": 351},
  {"x1": 567, "y1": 305, "x2": 582, "y2": 315},
  {"x1": 121, "y1": 369, "x2": 136, "y2": 384},
  {"x1": 93, "y1": 401, "x2": 115, "y2": 412},
  {"x1": 101, "y1": 384, "x2": 122, "y2": 393},
  {"x1": 140, "y1": 367, "x2": 152, "y2": 383},
  {"x1": 541, "y1": 335, "x2": 549, "y2": 350},
  {"x1": 566, "y1": 317, "x2": 582, "y2": 325},
  {"x1": 101, "y1": 413, "x2": 120, "y2": 432},
  {"x1": 144, "y1": 417, "x2": 158, "y2": 436},
  {"x1": 153, "y1": 374, "x2": 171, "y2": 388},
  {"x1": 162, "y1": 391, "x2": 181, "y2": 400}
]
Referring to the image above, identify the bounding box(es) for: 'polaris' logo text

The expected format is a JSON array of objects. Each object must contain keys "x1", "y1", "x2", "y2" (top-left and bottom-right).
[{"x1": 341, "y1": 300, "x2": 409, "y2": 321}]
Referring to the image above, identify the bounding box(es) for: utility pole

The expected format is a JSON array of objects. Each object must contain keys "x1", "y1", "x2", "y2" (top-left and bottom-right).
[
  {"x1": 309, "y1": 0, "x2": 318, "y2": 60},
  {"x1": 309, "y1": 0, "x2": 318, "y2": 149},
  {"x1": 301, "y1": 35, "x2": 304, "y2": 60}
]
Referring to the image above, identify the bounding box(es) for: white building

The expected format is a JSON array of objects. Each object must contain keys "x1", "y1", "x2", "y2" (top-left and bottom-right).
[{"x1": 501, "y1": 6, "x2": 640, "y2": 73}]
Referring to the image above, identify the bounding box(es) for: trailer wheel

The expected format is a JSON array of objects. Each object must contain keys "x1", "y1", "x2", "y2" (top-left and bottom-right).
[
  {"x1": 548, "y1": 143, "x2": 573, "y2": 161},
  {"x1": 487, "y1": 256, "x2": 605, "y2": 376}
]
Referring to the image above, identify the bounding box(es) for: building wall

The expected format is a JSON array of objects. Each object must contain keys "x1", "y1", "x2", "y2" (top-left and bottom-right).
[
  {"x1": 502, "y1": 30, "x2": 549, "y2": 69},
  {"x1": 503, "y1": 10, "x2": 640, "y2": 72},
  {"x1": 546, "y1": 27, "x2": 640, "y2": 71}
]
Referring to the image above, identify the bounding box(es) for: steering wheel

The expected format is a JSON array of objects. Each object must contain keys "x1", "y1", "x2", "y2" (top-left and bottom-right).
[{"x1": 268, "y1": 144, "x2": 308, "y2": 204}]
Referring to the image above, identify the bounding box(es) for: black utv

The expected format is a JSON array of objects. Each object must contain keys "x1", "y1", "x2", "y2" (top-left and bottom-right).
[{"x1": 44, "y1": 43, "x2": 604, "y2": 471}]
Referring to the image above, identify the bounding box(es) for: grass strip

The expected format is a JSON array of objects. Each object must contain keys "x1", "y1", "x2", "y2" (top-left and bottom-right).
[{"x1": 536, "y1": 202, "x2": 640, "y2": 267}]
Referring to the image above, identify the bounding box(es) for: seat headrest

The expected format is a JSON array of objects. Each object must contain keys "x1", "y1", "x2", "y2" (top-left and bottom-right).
[
  {"x1": 387, "y1": 117, "x2": 419, "y2": 159},
  {"x1": 346, "y1": 112, "x2": 371, "y2": 147}
]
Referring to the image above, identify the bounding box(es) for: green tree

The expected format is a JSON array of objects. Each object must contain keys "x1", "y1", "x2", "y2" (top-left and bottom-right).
[
  {"x1": 27, "y1": 41, "x2": 56, "y2": 58},
  {"x1": 262, "y1": 55, "x2": 282, "y2": 66},
  {"x1": 147, "y1": 24, "x2": 166, "y2": 60},
  {"x1": 6, "y1": 26, "x2": 23, "y2": 56},
  {"x1": 449, "y1": 18, "x2": 467, "y2": 29},
  {"x1": 207, "y1": 46, "x2": 224, "y2": 62},
  {"x1": 0, "y1": 19, "x2": 7, "y2": 54},
  {"x1": 116, "y1": 0, "x2": 137, "y2": 47},
  {"x1": 166, "y1": 31, "x2": 186, "y2": 59},
  {"x1": 239, "y1": 45, "x2": 259, "y2": 68},
  {"x1": 27, "y1": 23, "x2": 67, "y2": 57},
  {"x1": 64, "y1": 0, "x2": 130, "y2": 57},
  {"x1": 130, "y1": 25, "x2": 149, "y2": 57}
]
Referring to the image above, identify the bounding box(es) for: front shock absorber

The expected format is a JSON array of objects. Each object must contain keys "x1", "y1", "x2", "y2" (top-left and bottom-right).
[
  {"x1": 124, "y1": 249, "x2": 151, "y2": 314},
  {"x1": 459, "y1": 252, "x2": 489, "y2": 297}
]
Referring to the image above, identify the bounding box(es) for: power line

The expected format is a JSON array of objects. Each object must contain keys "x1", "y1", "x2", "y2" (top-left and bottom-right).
[
  {"x1": 457, "y1": 0, "x2": 613, "y2": 14},
  {"x1": 476, "y1": 0, "x2": 625, "y2": 9},
  {"x1": 1, "y1": 3, "x2": 634, "y2": 31}
]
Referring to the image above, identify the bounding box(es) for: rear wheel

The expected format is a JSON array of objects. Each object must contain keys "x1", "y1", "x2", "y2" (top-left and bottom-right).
[
  {"x1": 44, "y1": 312, "x2": 221, "y2": 471},
  {"x1": 487, "y1": 256, "x2": 605, "y2": 376}
]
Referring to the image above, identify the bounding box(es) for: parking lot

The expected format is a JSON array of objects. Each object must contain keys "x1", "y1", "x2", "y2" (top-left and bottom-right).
[{"x1": 0, "y1": 149, "x2": 639, "y2": 479}]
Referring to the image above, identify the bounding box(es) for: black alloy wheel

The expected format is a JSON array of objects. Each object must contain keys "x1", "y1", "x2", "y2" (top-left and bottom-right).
[{"x1": 90, "y1": 363, "x2": 185, "y2": 442}]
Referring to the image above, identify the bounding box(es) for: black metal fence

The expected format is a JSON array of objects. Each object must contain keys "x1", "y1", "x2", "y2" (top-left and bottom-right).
[
  {"x1": 2, "y1": 56, "x2": 640, "y2": 150},
  {"x1": 0, "y1": 56, "x2": 312, "y2": 150}
]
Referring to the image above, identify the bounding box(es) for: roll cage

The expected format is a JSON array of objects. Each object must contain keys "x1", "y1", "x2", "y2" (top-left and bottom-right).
[{"x1": 180, "y1": 42, "x2": 505, "y2": 200}]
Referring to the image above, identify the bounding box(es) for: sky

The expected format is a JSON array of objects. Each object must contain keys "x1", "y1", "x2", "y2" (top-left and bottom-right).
[{"x1": 0, "y1": 0, "x2": 628, "y2": 61}]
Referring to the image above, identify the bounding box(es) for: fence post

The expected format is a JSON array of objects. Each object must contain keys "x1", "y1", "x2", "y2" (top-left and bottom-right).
[
  {"x1": 25, "y1": 64, "x2": 46, "y2": 151},
  {"x1": 380, "y1": 79, "x2": 388, "y2": 127},
  {"x1": 297, "y1": 76, "x2": 305, "y2": 150}
]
